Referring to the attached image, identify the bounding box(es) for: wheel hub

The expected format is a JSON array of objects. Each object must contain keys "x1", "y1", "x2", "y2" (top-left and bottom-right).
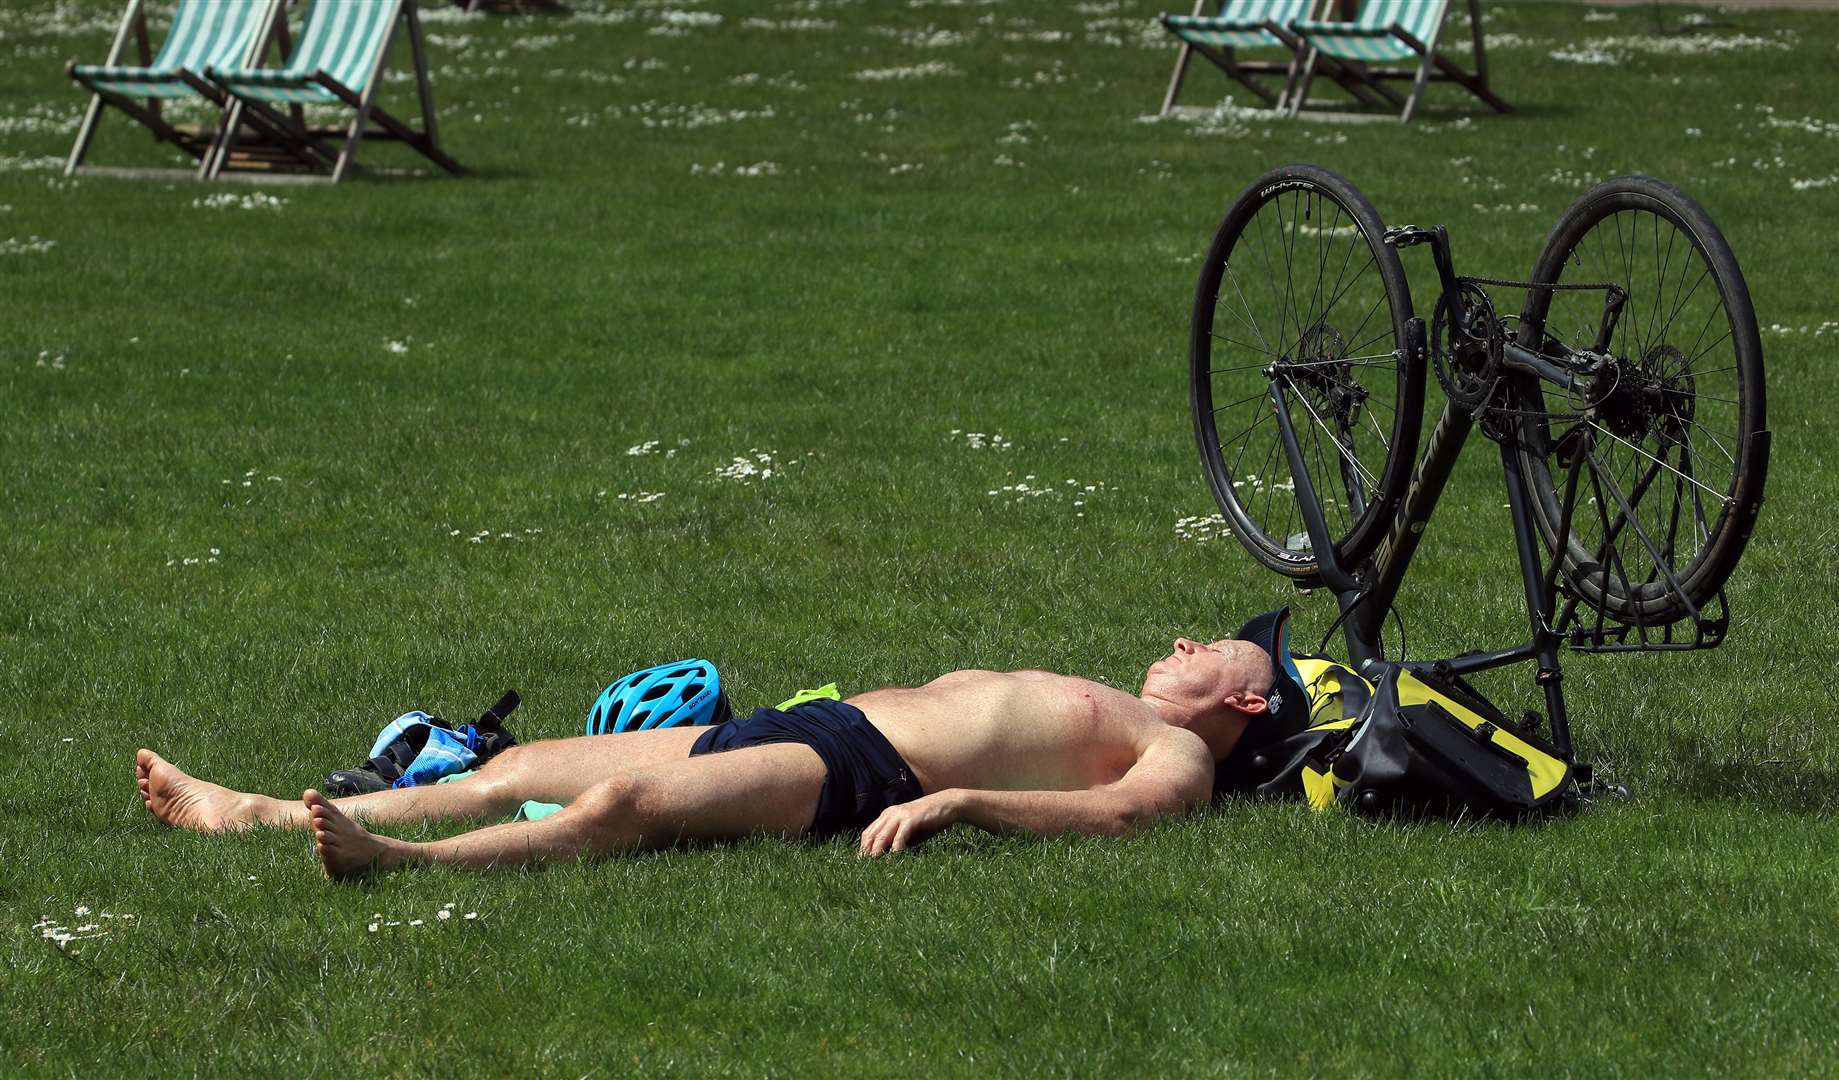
[
  {"x1": 1283, "y1": 321, "x2": 1366, "y2": 430},
  {"x1": 1594, "y1": 345, "x2": 1694, "y2": 443},
  {"x1": 1596, "y1": 356, "x2": 1653, "y2": 440},
  {"x1": 1645, "y1": 345, "x2": 1696, "y2": 442}
]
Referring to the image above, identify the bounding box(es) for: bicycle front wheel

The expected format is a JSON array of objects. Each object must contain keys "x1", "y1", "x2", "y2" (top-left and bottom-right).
[
  {"x1": 1190, "y1": 164, "x2": 1423, "y2": 579},
  {"x1": 1514, "y1": 176, "x2": 1768, "y2": 626}
]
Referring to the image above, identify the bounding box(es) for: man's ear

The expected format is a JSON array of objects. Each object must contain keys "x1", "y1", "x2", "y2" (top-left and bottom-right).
[{"x1": 1223, "y1": 691, "x2": 1268, "y2": 717}]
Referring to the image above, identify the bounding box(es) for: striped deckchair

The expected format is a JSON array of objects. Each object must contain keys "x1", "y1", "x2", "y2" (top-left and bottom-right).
[
  {"x1": 1157, "y1": 1, "x2": 1317, "y2": 115},
  {"x1": 204, "y1": 0, "x2": 462, "y2": 182},
  {"x1": 64, "y1": 0, "x2": 288, "y2": 178},
  {"x1": 1157, "y1": 2, "x2": 1393, "y2": 116},
  {"x1": 1288, "y1": 0, "x2": 1512, "y2": 122}
]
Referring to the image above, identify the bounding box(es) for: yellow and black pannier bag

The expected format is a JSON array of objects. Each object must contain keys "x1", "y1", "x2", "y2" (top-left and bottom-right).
[{"x1": 1215, "y1": 659, "x2": 1577, "y2": 820}]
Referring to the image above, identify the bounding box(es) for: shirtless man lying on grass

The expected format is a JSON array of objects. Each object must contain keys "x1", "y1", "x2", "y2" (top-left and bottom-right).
[{"x1": 136, "y1": 610, "x2": 1308, "y2": 881}]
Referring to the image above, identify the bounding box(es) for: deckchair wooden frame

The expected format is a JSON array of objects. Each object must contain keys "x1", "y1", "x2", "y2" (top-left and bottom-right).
[
  {"x1": 1161, "y1": 3, "x2": 1288, "y2": 113},
  {"x1": 64, "y1": 0, "x2": 292, "y2": 179},
  {"x1": 205, "y1": 0, "x2": 463, "y2": 183},
  {"x1": 1288, "y1": 0, "x2": 1512, "y2": 123},
  {"x1": 1158, "y1": 1, "x2": 1392, "y2": 116}
]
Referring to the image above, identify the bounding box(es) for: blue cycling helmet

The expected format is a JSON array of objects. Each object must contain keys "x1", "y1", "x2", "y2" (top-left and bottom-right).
[{"x1": 586, "y1": 659, "x2": 732, "y2": 735}]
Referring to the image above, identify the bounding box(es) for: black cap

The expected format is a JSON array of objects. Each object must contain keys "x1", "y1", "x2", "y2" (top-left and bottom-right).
[{"x1": 1228, "y1": 608, "x2": 1312, "y2": 754}]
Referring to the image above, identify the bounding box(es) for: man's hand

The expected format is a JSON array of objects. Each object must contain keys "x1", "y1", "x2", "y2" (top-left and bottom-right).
[
  {"x1": 856, "y1": 728, "x2": 1211, "y2": 857},
  {"x1": 858, "y1": 790, "x2": 963, "y2": 858}
]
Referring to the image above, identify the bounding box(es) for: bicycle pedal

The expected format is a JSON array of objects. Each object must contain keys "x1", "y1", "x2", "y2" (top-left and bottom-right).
[{"x1": 1383, "y1": 225, "x2": 1437, "y2": 248}]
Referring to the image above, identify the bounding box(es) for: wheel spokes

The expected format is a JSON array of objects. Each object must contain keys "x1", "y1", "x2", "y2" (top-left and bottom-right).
[
  {"x1": 1529, "y1": 195, "x2": 1754, "y2": 621},
  {"x1": 1201, "y1": 180, "x2": 1405, "y2": 565}
]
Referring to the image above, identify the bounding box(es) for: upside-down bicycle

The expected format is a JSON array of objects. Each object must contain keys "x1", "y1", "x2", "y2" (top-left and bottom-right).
[{"x1": 1188, "y1": 163, "x2": 1770, "y2": 767}]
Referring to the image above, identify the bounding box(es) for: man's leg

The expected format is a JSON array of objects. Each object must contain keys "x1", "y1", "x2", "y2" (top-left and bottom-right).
[
  {"x1": 135, "y1": 728, "x2": 708, "y2": 832},
  {"x1": 309, "y1": 742, "x2": 826, "y2": 879}
]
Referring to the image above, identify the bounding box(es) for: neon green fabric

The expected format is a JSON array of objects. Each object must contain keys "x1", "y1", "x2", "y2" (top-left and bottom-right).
[{"x1": 775, "y1": 683, "x2": 842, "y2": 710}]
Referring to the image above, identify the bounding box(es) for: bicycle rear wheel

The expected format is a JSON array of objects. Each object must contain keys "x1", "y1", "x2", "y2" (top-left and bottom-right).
[
  {"x1": 1514, "y1": 176, "x2": 1768, "y2": 626},
  {"x1": 1190, "y1": 164, "x2": 1422, "y2": 579}
]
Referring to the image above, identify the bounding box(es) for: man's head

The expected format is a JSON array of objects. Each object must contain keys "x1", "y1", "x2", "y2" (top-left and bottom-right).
[{"x1": 1139, "y1": 608, "x2": 1309, "y2": 760}]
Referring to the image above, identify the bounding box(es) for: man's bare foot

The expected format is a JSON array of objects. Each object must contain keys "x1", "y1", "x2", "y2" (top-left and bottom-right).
[
  {"x1": 306, "y1": 790, "x2": 411, "y2": 881},
  {"x1": 136, "y1": 749, "x2": 293, "y2": 832}
]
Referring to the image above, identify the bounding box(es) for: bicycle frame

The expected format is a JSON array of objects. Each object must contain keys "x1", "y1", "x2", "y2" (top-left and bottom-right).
[
  {"x1": 1270, "y1": 368, "x2": 1592, "y2": 743},
  {"x1": 1262, "y1": 223, "x2": 1735, "y2": 763}
]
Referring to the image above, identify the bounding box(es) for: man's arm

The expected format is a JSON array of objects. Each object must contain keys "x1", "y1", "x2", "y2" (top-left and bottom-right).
[{"x1": 857, "y1": 727, "x2": 1213, "y2": 857}]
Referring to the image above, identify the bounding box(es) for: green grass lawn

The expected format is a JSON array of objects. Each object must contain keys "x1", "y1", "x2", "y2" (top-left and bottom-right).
[{"x1": 4, "y1": 0, "x2": 1837, "y2": 1074}]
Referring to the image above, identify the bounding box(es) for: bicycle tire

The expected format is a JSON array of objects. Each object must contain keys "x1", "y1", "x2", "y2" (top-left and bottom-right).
[
  {"x1": 1190, "y1": 164, "x2": 1423, "y2": 579},
  {"x1": 1513, "y1": 176, "x2": 1768, "y2": 626}
]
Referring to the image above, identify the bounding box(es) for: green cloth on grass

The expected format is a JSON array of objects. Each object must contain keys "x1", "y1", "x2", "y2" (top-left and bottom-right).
[
  {"x1": 516, "y1": 799, "x2": 563, "y2": 821},
  {"x1": 434, "y1": 769, "x2": 561, "y2": 820}
]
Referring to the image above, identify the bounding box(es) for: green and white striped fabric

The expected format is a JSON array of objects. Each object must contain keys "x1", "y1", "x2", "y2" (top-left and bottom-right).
[
  {"x1": 210, "y1": 0, "x2": 399, "y2": 104},
  {"x1": 1163, "y1": 0, "x2": 1312, "y2": 51},
  {"x1": 71, "y1": 0, "x2": 273, "y2": 99},
  {"x1": 1293, "y1": 0, "x2": 1446, "y2": 62}
]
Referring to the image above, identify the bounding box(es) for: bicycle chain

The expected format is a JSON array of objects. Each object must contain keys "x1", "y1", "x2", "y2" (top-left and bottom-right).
[
  {"x1": 1438, "y1": 276, "x2": 1624, "y2": 427},
  {"x1": 1459, "y1": 275, "x2": 1621, "y2": 293},
  {"x1": 1430, "y1": 282, "x2": 1500, "y2": 409}
]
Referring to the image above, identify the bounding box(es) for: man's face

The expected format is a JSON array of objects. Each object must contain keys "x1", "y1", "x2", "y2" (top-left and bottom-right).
[{"x1": 1141, "y1": 637, "x2": 1273, "y2": 719}]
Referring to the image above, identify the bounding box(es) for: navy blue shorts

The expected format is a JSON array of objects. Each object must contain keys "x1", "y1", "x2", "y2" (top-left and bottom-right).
[{"x1": 688, "y1": 699, "x2": 923, "y2": 839}]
